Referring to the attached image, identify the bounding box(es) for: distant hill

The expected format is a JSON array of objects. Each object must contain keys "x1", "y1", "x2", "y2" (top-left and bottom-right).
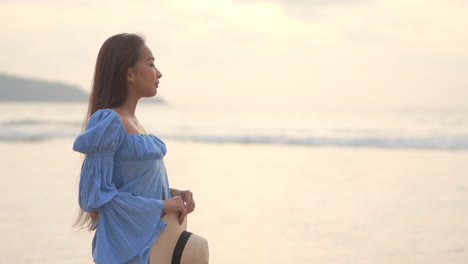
[
  {"x1": 0, "y1": 73, "x2": 89, "y2": 101},
  {"x1": 0, "y1": 73, "x2": 166, "y2": 103}
]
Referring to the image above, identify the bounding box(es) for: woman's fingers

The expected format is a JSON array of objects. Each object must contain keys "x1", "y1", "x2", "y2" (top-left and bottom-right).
[
  {"x1": 178, "y1": 212, "x2": 185, "y2": 225},
  {"x1": 182, "y1": 191, "x2": 196, "y2": 214},
  {"x1": 163, "y1": 191, "x2": 196, "y2": 224},
  {"x1": 178, "y1": 196, "x2": 187, "y2": 224},
  {"x1": 186, "y1": 199, "x2": 195, "y2": 214},
  {"x1": 163, "y1": 196, "x2": 187, "y2": 217}
]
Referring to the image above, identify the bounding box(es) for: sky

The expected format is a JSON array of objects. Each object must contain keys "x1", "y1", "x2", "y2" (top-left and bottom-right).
[{"x1": 1, "y1": 0, "x2": 467, "y2": 108}]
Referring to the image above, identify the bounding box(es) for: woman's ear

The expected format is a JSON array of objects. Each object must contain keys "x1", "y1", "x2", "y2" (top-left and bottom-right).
[{"x1": 127, "y1": 68, "x2": 135, "y2": 84}]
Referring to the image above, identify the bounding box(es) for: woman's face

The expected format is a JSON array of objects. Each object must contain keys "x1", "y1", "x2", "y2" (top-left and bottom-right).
[{"x1": 128, "y1": 44, "x2": 163, "y2": 97}]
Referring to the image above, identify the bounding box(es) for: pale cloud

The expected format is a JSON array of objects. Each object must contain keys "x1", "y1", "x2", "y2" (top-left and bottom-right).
[
  {"x1": 233, "y1": 0, "x2": 370, "y2": 20},
  {"x1": 0, "y1": 0, "x2": 467, "y2": 107},
  {"x1": 234, "y1": 0, "x2": 367, "y2": 6}
]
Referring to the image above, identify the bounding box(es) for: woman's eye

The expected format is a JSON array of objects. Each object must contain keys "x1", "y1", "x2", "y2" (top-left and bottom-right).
[{"x1": 150, "y1": 64, "x2": 155, "y2": 67}]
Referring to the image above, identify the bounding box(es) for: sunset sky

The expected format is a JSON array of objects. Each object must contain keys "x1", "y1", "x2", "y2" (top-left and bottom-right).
[{"x1": 1, "y1": 0, "x2": 467, "y2": 108}]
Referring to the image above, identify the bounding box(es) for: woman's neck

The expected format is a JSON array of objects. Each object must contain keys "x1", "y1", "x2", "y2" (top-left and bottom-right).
[{"x1": 115, "y1": 93, "x2": 140, "y2": 118}]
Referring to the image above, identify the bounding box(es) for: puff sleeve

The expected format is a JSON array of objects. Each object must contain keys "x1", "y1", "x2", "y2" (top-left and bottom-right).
[{"x1": 73, "y1": 109, "x2": 167, "y2": 264}]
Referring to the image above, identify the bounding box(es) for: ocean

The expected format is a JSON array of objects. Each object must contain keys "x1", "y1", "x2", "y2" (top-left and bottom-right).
[{"x1": 1, "y1": 102, "x2": 467, "y2": 150}]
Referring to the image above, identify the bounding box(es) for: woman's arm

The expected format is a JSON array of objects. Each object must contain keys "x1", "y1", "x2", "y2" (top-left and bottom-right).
[{"x1": 170, "y1": 188, "x2": 182, "y2": 197}]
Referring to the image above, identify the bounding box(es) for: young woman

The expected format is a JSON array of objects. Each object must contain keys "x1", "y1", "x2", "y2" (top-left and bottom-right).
[{"x1": 73, "y1": 33, "x2": 208, "y2": 264}]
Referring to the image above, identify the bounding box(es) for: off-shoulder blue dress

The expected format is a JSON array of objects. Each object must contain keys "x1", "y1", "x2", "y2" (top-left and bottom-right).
[{"x1": 73, "y1": 108, "x2": 172, "y2": 264}]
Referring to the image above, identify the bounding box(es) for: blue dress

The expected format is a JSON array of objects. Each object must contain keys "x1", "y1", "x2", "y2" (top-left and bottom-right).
[{"x1": 73, "y1": 108, "x2": 172, "y2": 264}]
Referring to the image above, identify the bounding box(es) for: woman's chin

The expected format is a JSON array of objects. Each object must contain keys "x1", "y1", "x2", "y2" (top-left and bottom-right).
[
  {"x1": 141, "y1": 92, "x2": 157, "y2": 99},
  {"x1": 148, "y1": 89, "x2": 158, "y2": 97}
]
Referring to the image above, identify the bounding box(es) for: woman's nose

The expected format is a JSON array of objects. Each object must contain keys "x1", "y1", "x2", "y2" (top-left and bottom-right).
[{"x1": 157, "y1": 70, "x2": 163, "y2": 79}]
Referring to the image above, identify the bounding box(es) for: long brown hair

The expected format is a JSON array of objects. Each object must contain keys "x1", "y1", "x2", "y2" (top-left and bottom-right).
[{"x1": 73, "y1": 33, "x2": 146, "y2": 231}]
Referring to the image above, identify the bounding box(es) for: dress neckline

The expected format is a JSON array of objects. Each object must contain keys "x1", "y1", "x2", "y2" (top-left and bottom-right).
[{"x1": 104, "y1": 108, "x2": 153, "y2": 137}]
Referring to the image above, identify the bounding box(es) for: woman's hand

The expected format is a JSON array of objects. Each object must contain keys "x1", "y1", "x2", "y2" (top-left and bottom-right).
[
  {"x1": 180, "y1": 190, "x2": 195, "y2": 214},
  {"x1": 162, "y1": 196, "x2": 187, "y2": 224},
  {"x1": 170, "y1": 188, "x2": 196, "y2": 214}
]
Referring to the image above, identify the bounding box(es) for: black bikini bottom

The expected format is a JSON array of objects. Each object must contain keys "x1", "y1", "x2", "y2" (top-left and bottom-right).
[{"x1": 172, "y1": 230, "x2": 193, "y2": 264}]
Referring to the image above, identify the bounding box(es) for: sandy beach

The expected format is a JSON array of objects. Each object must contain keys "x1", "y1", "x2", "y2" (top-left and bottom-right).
[{"x1": 1, "y1": 139, "x2": 467, "y2": 263}]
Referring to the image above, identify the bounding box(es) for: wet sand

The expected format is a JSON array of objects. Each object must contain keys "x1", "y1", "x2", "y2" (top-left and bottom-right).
[{"x1": 1, "y1": 139, "x2": 467, "y2": 263}]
